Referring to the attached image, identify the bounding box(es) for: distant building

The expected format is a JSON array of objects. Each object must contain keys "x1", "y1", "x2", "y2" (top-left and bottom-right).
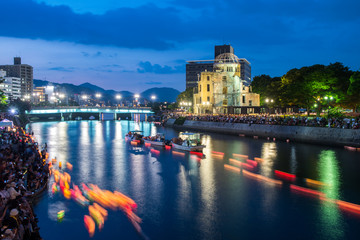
[
  {"x1": 0, "y1": 69, "x2": 22, "y2": 101},
  {"x1": 33, "y1": 87, "x2": 47, "y2": 103},
  {"x1": 193, "y1": 53, "x2": 259, "y2": 114},
  {"x1": 186, "y1": 44, "x2": 251, "y2": 89},
  {"x1": 0, "y1": 57, "x2": 33, "y2": 98}
]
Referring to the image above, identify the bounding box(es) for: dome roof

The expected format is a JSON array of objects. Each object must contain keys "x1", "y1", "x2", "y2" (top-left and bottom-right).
[{"x1": 214, "y1": 53, "x2": 239, "y2": 64}]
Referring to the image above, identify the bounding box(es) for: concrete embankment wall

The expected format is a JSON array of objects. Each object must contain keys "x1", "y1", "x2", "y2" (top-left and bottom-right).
[{"x1": 166, "y1": 120, "x2": 360, "y2": 147}]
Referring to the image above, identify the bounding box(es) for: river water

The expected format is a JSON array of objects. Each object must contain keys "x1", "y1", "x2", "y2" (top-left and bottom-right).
[{"x1": 28, "y1": 121, "x2": 360, "y2": 240}]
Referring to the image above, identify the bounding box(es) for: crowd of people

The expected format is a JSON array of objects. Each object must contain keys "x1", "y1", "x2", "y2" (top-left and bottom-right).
[
  {"x1": 0, "y1": 126, "x2": 49, "y2": 240},
  {"x1": 169, "y1": 114, "x2": 360, "y2": 129}
]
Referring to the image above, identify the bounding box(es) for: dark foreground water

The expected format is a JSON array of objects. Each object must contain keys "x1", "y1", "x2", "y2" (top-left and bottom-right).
[{"x1": 28, "y1": 121, "x2": 360, "y2": 240}]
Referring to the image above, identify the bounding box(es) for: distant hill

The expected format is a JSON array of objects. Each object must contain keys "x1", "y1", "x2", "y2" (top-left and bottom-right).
[{"x1": 33, "y1": 79, "x2": 180, "y2": 103}]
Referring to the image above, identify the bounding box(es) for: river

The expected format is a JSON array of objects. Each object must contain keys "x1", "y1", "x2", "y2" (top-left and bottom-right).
[{"x1": 28, "y1": 120, "x2": 360, "y2": 240}]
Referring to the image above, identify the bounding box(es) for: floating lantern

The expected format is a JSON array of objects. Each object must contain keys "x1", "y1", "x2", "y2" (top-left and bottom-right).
[
  {"x1": 229, "y1": 158, "x2": 242, "y2": 167},
  {"x1": 57, "y1": 210, "x2": 65, "y2": 220},
  {"x1": 173, "y1": 151, "x2": 185, "y2": 157},
  {"x1": 232, "y1": 153, "x2": 248, "y2": 159},
  {"x1": 242, "y1": 169, "x2": 282, "y2": 186},
  {"x1": 246, "y1": 159, "x2": 258, "y2": 168},
  {"x1": 190, "y1": 151, "x2": 203, "y2": 157},
  {"x1": 305, "y1": 178, "x2": 328, "y2": 188},
  {"x1": 224, "y1": 164, "x2": 241, "y2": 174},
  {"x1": 84, "y1": 215, "x2": 95, "y2": 237},
  {"x1": 290, "y1": 185, "x2": 325, "y2": 199},
  {"x1": 274, "y1": 170, "x2": 296, "y2": 182},
  {"x1": 254, "y1": 157, "x2": 264, "y2": 162}
]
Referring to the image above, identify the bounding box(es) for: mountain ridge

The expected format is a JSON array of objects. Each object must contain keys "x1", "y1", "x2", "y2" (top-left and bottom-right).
[{"x1": 33, "y1": 79, "x2": 180, "y2": 102}]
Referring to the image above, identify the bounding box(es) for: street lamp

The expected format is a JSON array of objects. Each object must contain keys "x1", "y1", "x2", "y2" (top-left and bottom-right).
[
  {"x1": 151, "y1": 95, "x2": 156, "y2": 101},
  {"x1": 324, "y1": 95, "x2": 334, "y2": 118},
  {"x1": 95, "y1": 93, "x2": 102, "y2": 98},
  {"x1": 115, "y1": 95, "x2": 122, "y2": 107},
  {"x1": 134, "y1": 94, "x2": 140, "y2": 107}
]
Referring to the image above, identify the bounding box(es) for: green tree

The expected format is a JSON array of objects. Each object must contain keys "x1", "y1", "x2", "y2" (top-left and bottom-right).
[
  {"x1": 0, "y1": 78, "x2": 8, "y2": 110},
  {"x1": 251, "y1": 75, "x2": 282, "y2": 105},
  {"x1": 177, "y1": 87, "x2": 194, "y2": 103},
  {"x1": 176, "y1": 87, "x2": 194, "y2": 112},
  {"x1": 347, "y1": 71, "x2": 360, "y2": 112}
]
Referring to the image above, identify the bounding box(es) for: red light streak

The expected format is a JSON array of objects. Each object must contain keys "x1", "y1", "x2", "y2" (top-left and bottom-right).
[
  {"x1": 290, "y1": 185, "x2": 325, "y2": 198},
  {"x1": 274, "y1": 170, "x2": 296, "y2": 182}
]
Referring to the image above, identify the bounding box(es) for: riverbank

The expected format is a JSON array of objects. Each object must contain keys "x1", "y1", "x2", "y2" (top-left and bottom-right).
[
  {"x1": 0, "y1": 126, "x2": 49, "y2": 240},
  {"x1": 166, "y1": 119, "x2": 360, "y2": 147}
]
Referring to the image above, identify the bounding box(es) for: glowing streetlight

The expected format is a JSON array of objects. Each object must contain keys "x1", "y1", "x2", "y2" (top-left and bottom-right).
[
  {"x1": 59, "y1": 94, "x2": 65, "y2": 99},
  {"x1": 265, "y1": 98, "x2": 269, "y2": 103},
  {"x1": 95, "y1": 93, "x2": 102, "y2": 98},
  {"x1": 82, "y1": 95, "x2": 88, "y2": 100},
  {"x1": 151, "y1": 95, "x2": 156, "y2": 100},
  {"x1": 134, "y1": 94, "x2": 140, "y2": 99},
  {"x1": 115, "y1": 95, "x2": 122, "y2": 100}
]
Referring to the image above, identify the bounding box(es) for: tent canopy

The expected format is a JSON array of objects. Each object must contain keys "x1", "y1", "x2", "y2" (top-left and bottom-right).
[{"x1": 0, "y1": 119, "x2": 14, "y2": 128}]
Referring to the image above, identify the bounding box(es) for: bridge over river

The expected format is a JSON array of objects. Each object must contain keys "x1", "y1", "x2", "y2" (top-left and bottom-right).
[{"x1": 25, "y1": 106, "x2": 154, "y2": 121}]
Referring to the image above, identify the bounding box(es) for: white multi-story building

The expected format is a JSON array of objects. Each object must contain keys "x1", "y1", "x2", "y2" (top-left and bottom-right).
[
  {"x1": 193, "y1": 53, "x2": 260, "y2": 114},
  {"x1": 0, "y1": 69, "x2": 22, "y2": 101}
]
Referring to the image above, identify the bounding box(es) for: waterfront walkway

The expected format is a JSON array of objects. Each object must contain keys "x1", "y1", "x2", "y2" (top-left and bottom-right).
[
  {"x1": 169, "y1": 114, "x2": 360, "y2": 129},
  {"x1": 0, "y1": 126, "x2": 48, "y2": 240}
]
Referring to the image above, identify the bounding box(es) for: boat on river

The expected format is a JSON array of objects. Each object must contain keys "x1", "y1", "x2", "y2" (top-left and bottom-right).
[
  {"x1": 143, "y1": 133, "x2": 165, "y2": 147},
  {"x1": 125, "y1": 131, "x2": 144, "y2": 143},
  {"x1": 171, "y1": 132, "x2": 206, "y2": 152}
]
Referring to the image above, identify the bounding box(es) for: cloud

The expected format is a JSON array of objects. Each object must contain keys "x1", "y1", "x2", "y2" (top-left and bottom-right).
[
  {"x1": 48, "y1": 66, "x2": 75, "y2": 72},
  {"x1": 145, "y1": 81, "x2": 162, "y2": 85},
  {"x1": 137, "y1": 61, "x2": 184, "y2": 74},
  {"x1": 2, "y1": 0, "x2": 359, "y2": 51}
]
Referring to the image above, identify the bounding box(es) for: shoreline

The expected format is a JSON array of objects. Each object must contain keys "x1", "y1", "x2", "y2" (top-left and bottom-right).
[
  {"x1": 1, "y1": 126, "x2": 49, "y2": 240},
  {"x1": 165, "y1": 119, "x2": 360, "y2": 148}
]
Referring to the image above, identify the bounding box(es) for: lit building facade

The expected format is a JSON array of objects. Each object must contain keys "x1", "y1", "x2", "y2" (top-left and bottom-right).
[
  {"x1": 0, "y1": 57, "x2": 33, "y2": 97},
  {"x1": 0, "y1": 69, "x2": 22, "y2": 101},
  {"x1": 194, "y1": 53, "x2": 260, "y2": 114},
  {"x1": 186, "y1": 44, "x2": 251, "y2": 88}
]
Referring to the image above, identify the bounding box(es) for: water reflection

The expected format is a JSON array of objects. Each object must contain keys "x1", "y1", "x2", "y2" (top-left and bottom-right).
[
  {"x1": 318, "y1": 150, "x2": 344, "y2": 240},
  {"x1": 94, "y1": 122, "x2": 105, "y2": 185},
  {"x1": 260, "y1": 142, "x2": 277, "y2": 177},
  {"x1": 79, "y1": 121, "x2": 91, "y2": 183},
  {"x1": 27, "y1": 121, "x2": 360, "y2": 240}
]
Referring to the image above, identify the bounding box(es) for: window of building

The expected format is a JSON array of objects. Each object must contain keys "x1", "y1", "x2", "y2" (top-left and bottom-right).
[
  {"x1": 207, "y1": 84, "x2": 210, "y2": 92},
  {"x1": 242, "y1": 95, "x2": 245, "y2": 103},
  {"x1": 199, "y1": 85, "x2": 201, "y2": 92},
  {"x1": 222, "y1": 76, "x2": 226, "y2": 81},
  {"x1": 249, "y1": 100, "x2": 252, "y2": 106},
  {"x1": 200, "y1": 97, "x2": 202, "y2": 103},
  {"x1": 207, "y1": 76, "x2": 210, "y2": 81},
  {"x1": 207, "y1": 96, "x2": 210, "y2": 101}
]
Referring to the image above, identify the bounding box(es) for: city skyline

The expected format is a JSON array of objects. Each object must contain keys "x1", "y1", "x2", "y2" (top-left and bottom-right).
[{"x1": 1, "y1": 0, "x2": 359, "y2": 92}]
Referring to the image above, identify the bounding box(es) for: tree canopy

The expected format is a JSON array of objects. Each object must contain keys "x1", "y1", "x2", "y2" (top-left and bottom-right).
[
  {"x1": 251, "y1": 62, "x2": 359, "y2": 112},
  {"x1": 0, "y1": 78, "x2": 8, "y2": 109}
]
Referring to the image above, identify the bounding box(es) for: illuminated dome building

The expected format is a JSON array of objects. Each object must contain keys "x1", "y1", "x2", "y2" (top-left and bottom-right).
[{"x1": 194, "y1": 53, "x2": 260, "y2": 114}]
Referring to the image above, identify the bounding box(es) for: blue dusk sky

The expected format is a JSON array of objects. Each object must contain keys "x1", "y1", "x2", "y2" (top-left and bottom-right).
[{"x1": 0, "y1": 0, "x2": 359, "y2": 92}]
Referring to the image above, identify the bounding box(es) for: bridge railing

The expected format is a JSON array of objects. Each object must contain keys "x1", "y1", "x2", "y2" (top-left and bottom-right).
[{"x1": 26, "y1": 106, "x2": 153, "y2": 114}]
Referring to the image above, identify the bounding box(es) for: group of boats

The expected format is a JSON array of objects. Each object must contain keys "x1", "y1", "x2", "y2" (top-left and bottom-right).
[{"x1": 125, "y1": 131, "x2": 206, "y2": 152}]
